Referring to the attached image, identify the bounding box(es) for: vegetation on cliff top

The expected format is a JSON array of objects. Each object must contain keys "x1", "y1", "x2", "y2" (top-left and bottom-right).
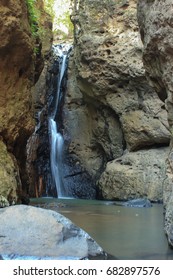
[
  {"x1": 26, "y1": 0, "x2": 73, "y2": 41},
  {"x1": 51, "y1": 0, "x2": 73, "y2": 41},
  {"x1": 26, "y1": 0, "x2": 41, "y2": 37}
]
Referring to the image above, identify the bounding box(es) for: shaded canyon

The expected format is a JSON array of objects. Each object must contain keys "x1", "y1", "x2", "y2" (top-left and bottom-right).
[{"x1": 1, "y1": 0, "x2": 173, "y2": 255}]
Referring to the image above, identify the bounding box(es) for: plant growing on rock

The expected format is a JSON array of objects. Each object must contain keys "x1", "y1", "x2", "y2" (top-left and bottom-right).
[
  {"x1": 26, "y1": 0, "x2": 41, "y2": 37},
  {"x1": 26, "y1": 0, "x2": 50, "y2": 55}
]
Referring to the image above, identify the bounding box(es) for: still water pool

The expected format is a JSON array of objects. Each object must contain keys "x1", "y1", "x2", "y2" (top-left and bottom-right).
[{"x1": 31, "y1": 198, "x2": 173, "y2": 260}]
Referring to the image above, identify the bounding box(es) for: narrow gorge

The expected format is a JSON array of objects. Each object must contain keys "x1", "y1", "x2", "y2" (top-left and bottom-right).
[{"x1": 1, "y1": 0, "x2": 173, "y2": 259}]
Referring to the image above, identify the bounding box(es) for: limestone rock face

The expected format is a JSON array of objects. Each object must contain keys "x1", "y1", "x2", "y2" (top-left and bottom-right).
[
  {"x1": 64, "y1": 0, "x2": 170, "y2": 198},
  {"x1": 0, "y1": 0, "x2": 34, "y2": 202},
  {"x1": 0, "y1": 205, "x2": 107, "y2": 260},
  {"x1": 0, "y1": 140, "x2": 19, "y2": 205},
  {"x1": 98, "y1": 147, "x2": 168, "y2": 202},
  {"x1": 137, "y1": 0, "x2": 173, "y2": 246},
  {"x1": 0, "y1": 0, "x2": 52, "y2": 201},
  {"x1": 0, "y1": 0, "x2": 34, "y2": 143}
]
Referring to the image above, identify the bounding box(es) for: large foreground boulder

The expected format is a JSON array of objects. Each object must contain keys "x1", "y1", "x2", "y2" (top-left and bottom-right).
[{"x1": 0, "y1": 205, "x2": 106, "y2": 260}]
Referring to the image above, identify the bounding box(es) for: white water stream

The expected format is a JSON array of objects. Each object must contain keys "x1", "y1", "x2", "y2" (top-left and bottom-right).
[{"x1": 49, "y1": 44, "x2": 71, "y2": 198}]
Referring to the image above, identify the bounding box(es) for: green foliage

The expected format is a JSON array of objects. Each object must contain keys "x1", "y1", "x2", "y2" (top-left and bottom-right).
[
  {"x1": 44, "y1": 0, "x2": 55, "y2": 20},
  {"x1": 26, "y1": 0, "x2": 41, "y2": 37},
  {"x1": 26, "y1": 0, "x2": 73, "y2": 42},
  {"x1": 54, "y1": 10, "x2": 74, "y2": 40},
  {"x1": 52, "y1": 0, "x2": 74, "y2": 40}
]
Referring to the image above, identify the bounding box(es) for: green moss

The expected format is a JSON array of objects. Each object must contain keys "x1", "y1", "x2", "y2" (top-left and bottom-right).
[
  {"x1": 25, "y1": 0, "x2": 47, "y2": 55},
  {"x1": 26, "y1": 0, "x2": 40, "y2": 36},
  {"x1": 44, "y1": 0, "x2": 55, "y2": 20},
  {"x1": 26, "y1": 0, "x2": 47, "y2": 42}
]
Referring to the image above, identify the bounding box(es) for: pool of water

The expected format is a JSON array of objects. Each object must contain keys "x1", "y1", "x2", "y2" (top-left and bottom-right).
[{"x1": 31, "y1": 198, "x2": 173, "y2": 260}]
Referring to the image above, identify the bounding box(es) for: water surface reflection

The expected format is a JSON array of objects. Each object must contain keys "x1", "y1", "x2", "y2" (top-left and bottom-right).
[{"x1": 32, "y1": 198, "x2": 173, "y2": 260}]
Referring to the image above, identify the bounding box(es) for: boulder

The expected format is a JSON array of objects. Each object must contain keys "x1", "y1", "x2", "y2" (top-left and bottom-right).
[
  {"x1": 98, "y1": 147, "x2": 168, "y2": 202},
  {"x1": 0, "y1": 205, "x2": 107, "y2": 260},
  {"x1": 115, "y1": 198, "x2": 152, "y2": 208}
]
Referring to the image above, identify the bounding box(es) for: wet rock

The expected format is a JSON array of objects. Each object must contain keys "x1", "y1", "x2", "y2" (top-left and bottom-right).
[
  {"x1": 63, "y1": 155, "x2": 97, "y2": 199},
  {"x1": 117, "y1": 198, "x2": 152, "y2": 208},
  {"x1": 31, "y1": 201, "x2": 67, "y2": 211},
  {"x1": 26, "y1": 61, "x2": 53, "y2": 197},
  {"x1": 0, "y1": 205, "x2": 107, "y2": 260}
]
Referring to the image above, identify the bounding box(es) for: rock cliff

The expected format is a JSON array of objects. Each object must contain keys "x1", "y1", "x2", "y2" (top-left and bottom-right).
[
  {"x1": 0, "y1": 0, "x2": 52, "y2": 204},
  {"x1": 64, "y1": 0, "x2": 170, "y2": 200},
  {"x1": 137, "y1": 0, "x2": 173, "y2": 247}
]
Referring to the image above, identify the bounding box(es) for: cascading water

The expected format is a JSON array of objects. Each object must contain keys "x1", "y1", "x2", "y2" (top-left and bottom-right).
[{"x1": 49, "y1": 44, "x2": 72, "y2": 198}]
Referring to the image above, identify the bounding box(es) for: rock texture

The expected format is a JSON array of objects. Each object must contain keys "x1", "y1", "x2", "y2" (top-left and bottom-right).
[
  {"x1": 0, "y1": 140, "x2": 19, "y2": 205},
  {"x1": 26, "y1": 59, "x2": 53, "y2": 198},
  {"x1": 0, "y1": 0, "x2": 35, "y2": 201},
  {"x1": 63, "y1": 0, "x2": 170, "y2": 199},
  {"x1": 0, "y1": 205, "x2": 107, "y2": 259},
  {"x1": 137, "y1": 0, "x2": 173, "y2": 246},
  {"x1": 0, "y1": 195, "x2": 10, "y2": 208},
  {"x1": 114, "y1": 198, "x2": 152, "y2": 208},
  {"x1": 0, "y1": 0, "x2": 52, "y2": 202},
  {"x1": 98, "y1": 147, "x2": 168, "y2": 201},
  {"x1": 27, "y1": 48, "x2": 67, "y2": 198}
]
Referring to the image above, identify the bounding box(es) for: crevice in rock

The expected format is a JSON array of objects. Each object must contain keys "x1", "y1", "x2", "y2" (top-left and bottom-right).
[{"x1": 64, "y1": 171, "x2": 85, "y2": 178}]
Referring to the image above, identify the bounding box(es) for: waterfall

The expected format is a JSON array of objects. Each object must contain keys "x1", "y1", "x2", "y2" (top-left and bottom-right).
[{"x1": 49, "y1": 44, "x2": 72, "y2": 198}]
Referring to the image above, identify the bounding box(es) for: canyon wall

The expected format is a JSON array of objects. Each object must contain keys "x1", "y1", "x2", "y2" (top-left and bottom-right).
[
  {"x1": 0, "y1": 0, "x2": 52, "y2": 205},
  {"x1": 137, "y1": 0, "x2": 173, "y2": 246},
  {"x1": 64, "y1": 0, "x2": 170, "y2": 200}
]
